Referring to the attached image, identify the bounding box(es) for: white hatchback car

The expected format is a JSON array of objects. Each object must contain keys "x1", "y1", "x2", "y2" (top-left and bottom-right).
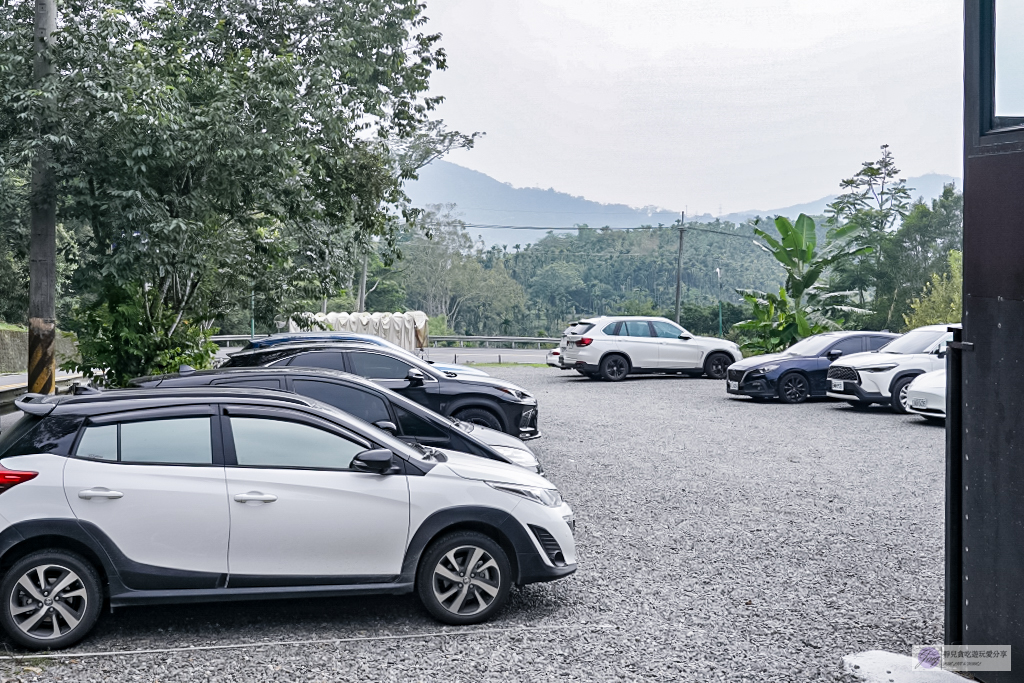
[
  {"x1": 906, "y1": 369, "x2": 947, "y2": 421},
  {"x1": 826, "y1": 324, "x2": 956, "y2": 413},
  {"x1": 0, "y1": 389, "x2": 576, "y2": 650},
  {"x1": 561, "y1": 316, "x2": 742, "y2": 381}
]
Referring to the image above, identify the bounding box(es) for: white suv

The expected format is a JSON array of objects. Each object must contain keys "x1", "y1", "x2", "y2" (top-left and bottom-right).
[
  {"x1": 826, "y1": 323, "x2": 956, "y2": 413},
  {"x1": 0, "y1": 389, "x2": 576, "y2": 650},
  {"x1": 562, "y1": 316, "x2": 742, "y2": 381}
]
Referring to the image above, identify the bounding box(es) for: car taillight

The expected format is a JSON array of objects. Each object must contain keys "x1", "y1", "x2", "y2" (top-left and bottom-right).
[
  {"x1": 0, "y1": 467, "x2": 38, "y2": 494},
  {"x1": 577, "y1": 337, "x2": 593, "y2": 347}
]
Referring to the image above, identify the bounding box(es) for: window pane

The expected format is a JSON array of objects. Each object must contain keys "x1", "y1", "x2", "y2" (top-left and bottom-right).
[
  {"x1": 284, "y1": 351, "x2": 347, "y2": 372},
  {"x1": 624, "y1": 321, "x2": 652, "y2": 337},
  {"x1": 120, "y1": 418, "x2": 212, "y2": 465},
  {"x1": 394, "y1": 405, "x2": 448, "y2": 439},
  {"x1": 76, "y1": 425, "x2": 118, "y2": 461},
  {"x1": 651, "y1": 321, "x2": 683, "y2": 339},
  {"x1": 293, "y1": 380, "x2": 391, "y2": 424},
  {"x1": 231, "y1": 417, "x2": 365, "y2": 470},
  {"x1": 348, "y1": 352, "x2": 413, "y2": 380},
  {"x1": 868, "y1": 336, "x2": 893, "y2": 351},
  {"x1": 828, "y1": 337, "x2": 864, "y2": 356},
  {"x1": 995, "y1": 0, "x2": 1024, "y2": 116},
  {"x1": 602, "y1": 322, "x2": 620, "y2": 336}
]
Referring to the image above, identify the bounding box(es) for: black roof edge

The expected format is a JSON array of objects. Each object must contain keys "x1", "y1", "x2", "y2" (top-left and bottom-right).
[
  {"x1": 57, "y1": 387, "x2": 315, "y2": 408},
  {"x1": 226, "y1": 340, "x2": 384, "y2": 356}
]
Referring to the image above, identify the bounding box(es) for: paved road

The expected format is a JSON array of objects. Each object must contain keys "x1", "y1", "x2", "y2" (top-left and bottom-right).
[{"x1": 2, "y1": 367, "x2": 945, "y2": 681}]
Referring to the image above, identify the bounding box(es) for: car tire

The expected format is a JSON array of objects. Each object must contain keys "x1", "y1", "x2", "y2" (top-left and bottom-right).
[
  {"x1": 599, "y1": 354, "x2": 630, "y2": 382},
  {"x1": 453, "y1": 407, "x2": 504, "y2": 432},
  {"x1": 0, "y1": 550, "x2": 102, "y2": 651},
  {"x1": 891, "y1": 376, "x2": 915, "y2": 414},
  {"x1": 778, "y1": 372, "x2": 810, "y2": 404},
  {"x1": 417, "y1": 531, "x2": 512, "y2": 625},
  {"x1": 703, "y1": 352, "x2": 733, "y2": 380}
]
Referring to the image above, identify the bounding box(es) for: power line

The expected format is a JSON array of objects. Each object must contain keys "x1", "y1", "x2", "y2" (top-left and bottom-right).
[{"x1": 444, "y1": 222, "x2": 759, "y2": 242}]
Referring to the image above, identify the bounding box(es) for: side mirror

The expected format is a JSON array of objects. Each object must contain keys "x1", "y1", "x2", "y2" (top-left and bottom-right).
[
  {"x1": 936, "y1": 349, "x2": 947, "y2": 359},
  {"x1": 373, "y1": 420, "x2": 398, "y2": 435},
  {"x1": 406, "y1": 368, "x2": 425, "y2": 386},
  {"x1": 352, "y1": 448, "x2": 397, "y2": 474},
  {"x1": 826, "y1": 350, "x2": 843, "y2": 361},
  {"x1": 678, "y1": 333, "x2": 693, "y2": 341}
]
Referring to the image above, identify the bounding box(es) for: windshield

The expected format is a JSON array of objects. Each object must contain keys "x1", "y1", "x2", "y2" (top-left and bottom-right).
[
  {"x1": 785, "y1": 335, "x2": 840, "y2": 357},
  {"x1": 877, "y1": 329, "x2": 947, "y2": 355}
]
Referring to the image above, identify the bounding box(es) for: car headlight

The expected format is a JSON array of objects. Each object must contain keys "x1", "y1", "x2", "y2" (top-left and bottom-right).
[
  {"x1": 861, "y1": 364, "x2": 899, "y2": 372},
  {"x1": 751, "y1": 364, "x2": 779, "y2": 374},
  {"x1": 490, "y1": 445, "x2": 540, "y2": 470},
  {"x1": 486, "y1": 481, "x2": 562, "y2": 507},
  {"x1": 497, "y1": 387, "x2": 533, "y2": 401}
]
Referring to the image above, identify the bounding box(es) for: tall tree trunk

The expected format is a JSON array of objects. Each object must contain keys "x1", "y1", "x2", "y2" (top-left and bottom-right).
[
  {"x1": 28, "y1": 0, "x2": 57, "y2": 394},
  {"x1": 356, "y1": 254, "x2": 368, "y2": 312}
]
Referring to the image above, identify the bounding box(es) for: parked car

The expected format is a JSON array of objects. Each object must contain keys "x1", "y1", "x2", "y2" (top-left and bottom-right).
[
  {"x1": 237, "y1": 332, "x2": 489, "y2": 377},
  {"x1": 725, "y1": 331, "x2": 899, "y2": 403},
  {"x1": 0, "y1": 389, "x2": 575, "y2": 650},
  {"x1": 826, "y1": 324, "x2": 957, "y2": 413},
  {"x1": 545, "y1": 347, "x2": 564, "y2": 368},
  {"x1": 132, "y1": 367, "x2": 543, "y2": 473},
  {"x1": 906, "y1": 369, "x2": 947, "y2": 421},
  {"x1": 221, "y1": 342, "x2": 540, "y2": 440},
  {"x1": 561, "y1": 316, "x2": 742, "y2": 381}
]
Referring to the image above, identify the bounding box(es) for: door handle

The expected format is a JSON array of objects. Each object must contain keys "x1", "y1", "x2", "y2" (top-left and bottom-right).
[
  {"x1": 78, "y1": 488, "x2": 124, "y2": 500},
  {"x1": 233, "y1": 492, "x2": 278, "y2": 503}
]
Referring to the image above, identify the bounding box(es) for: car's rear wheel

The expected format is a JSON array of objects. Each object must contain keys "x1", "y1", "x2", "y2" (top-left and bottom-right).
[
  {"x1": 703, "y1": 353, "x2": 732, "y2": 380},
  {"x1": 891, "y1": 376, "x2": 914, "y2": 414},
  {"x1": 453, "y1": 407, "x2": 503, "y2": 432},
  {"x1": 778, "y1": 372, "x2": 810, "y2": 404},
  {"x1": 417, "y1": 531, "x2": 512, "y2": 625},
  {"x1": 599, "y1": 354, "x2": 629, "y2": 381},
  {"x1": 0, "y1": 550, "x2": 102, "y2": 651}
]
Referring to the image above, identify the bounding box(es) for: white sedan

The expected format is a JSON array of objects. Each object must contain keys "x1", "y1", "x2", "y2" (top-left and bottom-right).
[
  {"x1": 546, "y1": 347, "x2": 565, "y2": 368},
  {"x1": 906, "y1": 369, "x2": 946, "y2": 420}
]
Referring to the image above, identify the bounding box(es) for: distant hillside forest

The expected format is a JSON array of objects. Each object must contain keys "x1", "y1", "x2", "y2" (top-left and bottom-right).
[{"x1": 214, "y1": 181, "x2": 963, "y2": 341}]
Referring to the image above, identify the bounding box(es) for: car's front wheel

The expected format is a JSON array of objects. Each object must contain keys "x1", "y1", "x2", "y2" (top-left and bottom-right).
[
  {"x1": 599, "y1": 354, "x2": 629, "y2": 381},
  {"x1": 417, "y1": 531, "x2": 512, "y2": 625},
  {"x1": 703, "y1": 353, "x2": 733, "y2": 380},
  {"x1": 0, "y1": 550, "x2": 102, "y2": 650},
  {"x1": 778, "y1": 372, "x2": 810, "y2": 404},
  {"x1": 453, "y1": 407, "x2": 503, "y2": 432},
  {"x1": 891, "y1": 376, "x2": 914, "y2": 414}
]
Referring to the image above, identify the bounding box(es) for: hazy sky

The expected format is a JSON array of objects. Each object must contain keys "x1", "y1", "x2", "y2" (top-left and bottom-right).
[{"x1": 423, "y1": 0, "x2": 964, "y2": 215}]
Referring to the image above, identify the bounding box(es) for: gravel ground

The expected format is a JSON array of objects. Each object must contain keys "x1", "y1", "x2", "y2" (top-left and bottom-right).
[{"x1": 0, "y1": 367, "x2": 946, "y2": 682}]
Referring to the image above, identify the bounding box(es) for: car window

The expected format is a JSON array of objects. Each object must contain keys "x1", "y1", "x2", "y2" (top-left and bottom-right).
[
  {"x1": 603, "y1": 322, "x2": 621, "y2": 336},
  {"x1": 120, "y1": 418, "x2": 214, "y2": 465},
  {"x1": 827, "y1": 337, "x2": 864, "y2": 356},
  {"x1": 212, "y1": 378, "x2": 282, "y2": 390},
  {"x1": 624, "y1": 321, "x2": 653, "y2": 337},
  {"x1": 1, "y1": 414, "x2": 83, "y2": 458},
  {"x1": 572, "y1": 323, "x2": 594, "y2": 335},
  {"x1": 230, "y1": 417, "x2": 365, "y2": 470},
  {"x1": 651, "y1": 321, "x2": 683, "y2": 339},
  {"x1": 348, "y1": 351, "x2": 414, "y2": 380},
  {"x1": 75, "y1": 424, "x2": 118, "y2": 461},
  {"x1": 394, "y1": 405, "x2": 448, "y2": 439},
  {"x1": 283, "y1": 351, "x2": 347, "y2": 372},
  {"x1": 292, "y1": 380, "x2": 391, "y2": 424},
  {"x1": 868, "y1": 336, "x2": 894, "y2": 351},
  {"x1": 935, "y1": 333, "x2": 953, "y2": 352},
  {"x1": 223, "y1": 349, "x2": 295, "y2": 368}
]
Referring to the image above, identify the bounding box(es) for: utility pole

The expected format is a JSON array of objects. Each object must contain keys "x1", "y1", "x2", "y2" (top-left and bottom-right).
[
  {"x1": 674, "y1": 212, "x2": 686, "y2": 325},
  {"x1": 28, "y1": 0, "x2": 57, "y2": 395},
  {"x1": 716, "y1": 267, "x2": 723, "y2": 337}
]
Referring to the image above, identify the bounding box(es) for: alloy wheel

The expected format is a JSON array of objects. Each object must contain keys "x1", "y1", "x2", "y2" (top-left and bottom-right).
[
  {"x1": 899, "y1": 382, "x2": 911, "y2": 410},
  {"x1": 9, "y1": 564, "x2": 89, "y2": 641},
  {"x1": 431, "y1": 545, "x2": 501, "y2": 617},
  {"x1": 603, "y1": 357, "x2": 628, "y2": 381},
  {"x1": 707, "y1": 354, "x2": 730, "y2": 379},
  {"x1": 781, "y1": 374, "x2": 809, "y2": 403}
]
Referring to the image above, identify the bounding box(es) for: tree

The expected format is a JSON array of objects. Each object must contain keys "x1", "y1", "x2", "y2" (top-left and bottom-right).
[
  {"x1": 904, "y1": 251, "x2": 963, "y2": 330},
  {"x1": 1, "y1": 0, "x2": 467, "y2": 382}
]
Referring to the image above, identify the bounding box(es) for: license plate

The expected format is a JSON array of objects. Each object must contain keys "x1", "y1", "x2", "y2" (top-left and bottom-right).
[
  {"x1": 728, "y1": 381, "x2": 739, "y2": 391},
  {"x1": 912, "y1": 398, "x2": 927, "y2": 409},
  {"x1": 831, "y1": 380, "x2": 844, "y2": 391}
]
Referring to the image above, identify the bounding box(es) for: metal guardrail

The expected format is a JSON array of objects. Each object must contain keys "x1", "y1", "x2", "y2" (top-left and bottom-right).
[
  {"x1": 211, "y1": 334, "x2": 269, "y2": 345},
  {"x1": 429, "y1": 335, "x2": 559, "y2": 348},
  {"x1": 0, "y1": 374, "x2": 85, "y2": 417}
]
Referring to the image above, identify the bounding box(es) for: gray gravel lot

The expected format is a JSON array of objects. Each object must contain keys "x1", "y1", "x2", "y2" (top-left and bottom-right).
[{"x1": 1, "y1": 367, "x2": 946, "y2": 682}]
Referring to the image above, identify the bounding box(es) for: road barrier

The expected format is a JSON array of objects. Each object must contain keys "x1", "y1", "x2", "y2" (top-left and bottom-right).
[{"x1": 210, "y1": 334, "x2": 560, "y2": 349}]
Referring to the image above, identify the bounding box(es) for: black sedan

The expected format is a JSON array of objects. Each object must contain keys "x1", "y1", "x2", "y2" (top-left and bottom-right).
[
  {"x1": 220, "y1": 341, "x2": 541, "y2": 439},
  {"x1": 725, "y1": 331, "x2": 899, "y2": 403},
  {"x1": 130, "y1": 366, "x2": 543, "y2": 472}
]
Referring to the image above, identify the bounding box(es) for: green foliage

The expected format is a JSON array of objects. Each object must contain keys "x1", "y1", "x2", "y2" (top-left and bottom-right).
[
  {"x1": 904, "y1": 251, "x2": 962, "y2": 330},
  {"x1": 733, "y1": 288, "x2": 832, "y2": 354},
  {"x1": 2, "y1": 0, "x2": 468, "y2": 378}
]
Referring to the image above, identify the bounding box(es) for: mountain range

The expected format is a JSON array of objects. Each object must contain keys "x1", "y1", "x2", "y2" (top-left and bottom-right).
[{"x1": 404, "y1": 160, "x2": 960, "y2": 247}]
